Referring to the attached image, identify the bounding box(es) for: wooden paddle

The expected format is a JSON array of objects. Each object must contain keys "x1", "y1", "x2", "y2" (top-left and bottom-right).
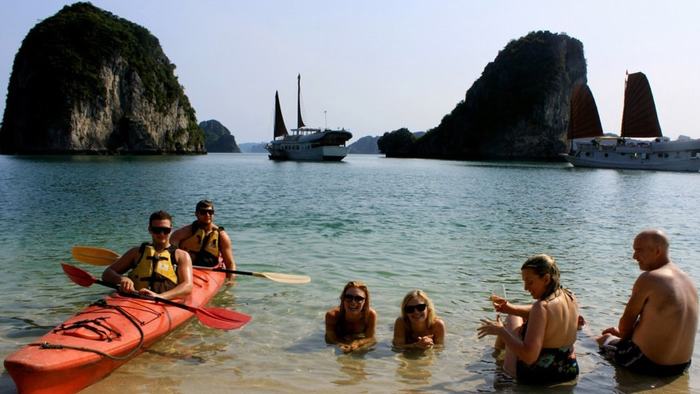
[
  {"x1": 61, "y1": 263, "x2": 251, "y2": 330},
  {"x1": 72, "y1": 245, "x2": 311, "y2": 284}
]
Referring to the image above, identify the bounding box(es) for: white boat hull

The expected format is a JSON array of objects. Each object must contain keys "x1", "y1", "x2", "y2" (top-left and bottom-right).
[
  {"x1": 267, "y1": 144, "x2": 348, "y2": 161},
  {"x1": 564, "y1": 138, "x2": 700, "y2": 172}
]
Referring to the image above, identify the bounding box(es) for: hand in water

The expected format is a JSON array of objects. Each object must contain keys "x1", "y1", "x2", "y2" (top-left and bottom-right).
[{"x1": 416, "y1": 335, "x2": 434, "y2": 349}]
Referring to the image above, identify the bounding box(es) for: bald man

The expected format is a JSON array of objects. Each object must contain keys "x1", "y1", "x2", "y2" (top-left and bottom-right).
[{"x1": 597, "y1": 229, "x2": 698, "y2": 376}]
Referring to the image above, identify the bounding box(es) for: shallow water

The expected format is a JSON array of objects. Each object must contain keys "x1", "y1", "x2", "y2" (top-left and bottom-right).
[{"x1": 0, "y1": 153, "x2": 698, "y2": 393}]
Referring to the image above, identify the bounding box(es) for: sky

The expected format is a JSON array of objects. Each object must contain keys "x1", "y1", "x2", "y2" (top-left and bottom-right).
[{"x1": 1, "y1": 1, "x2": 700, "y2": 144}]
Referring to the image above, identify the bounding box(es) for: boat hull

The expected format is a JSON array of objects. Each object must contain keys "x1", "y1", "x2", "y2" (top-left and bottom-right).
[
  {"x1": 4, "y1": 269, "x2": 225, "y2": 394},
  {"x1": 564, "y1": 138, "x2": 700, "y2": 172},
  {"x1": 268, "y1": 145, "x2": 348, "y2": 161}
]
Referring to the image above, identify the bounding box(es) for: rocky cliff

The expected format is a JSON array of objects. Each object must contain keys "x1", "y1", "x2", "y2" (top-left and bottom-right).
[
  {"x1": 200, "y1": 119, "x2": 240, "y2": 153},
  {"x1": 382, "y1": 31, "x2": 587, "y2": 160},
  {"x1": 0, "y1": 2, "x2": 204, "y2": 154}
]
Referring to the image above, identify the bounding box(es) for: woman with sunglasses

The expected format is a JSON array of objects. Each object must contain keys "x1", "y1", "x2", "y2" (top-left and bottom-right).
[
  {"x1": 477, "y1": 254, "x2": 579, "y2": 385},
  {"x1": 325, "y1": 281, "x2": 377, "y2": 353},
  {"x1": 393, "y1": 290, "x2": 446, "y2": 350}
]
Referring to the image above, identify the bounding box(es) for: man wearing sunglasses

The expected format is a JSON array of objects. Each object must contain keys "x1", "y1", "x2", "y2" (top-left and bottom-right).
[
  {"x1": 102, "y1": 210, "x2": 193, "y2": 300},
  {"x1": 171, "y1": 200, "x2": 236, "y2": 280}
]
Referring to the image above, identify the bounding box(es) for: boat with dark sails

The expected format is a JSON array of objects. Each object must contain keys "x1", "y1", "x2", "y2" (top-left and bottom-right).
[
  {"x1": 563, "y1": 72, "x2": 700, "y2": 172},
  {"x1": 266, "y1": 75, "x2": 352, "y2": 161}
]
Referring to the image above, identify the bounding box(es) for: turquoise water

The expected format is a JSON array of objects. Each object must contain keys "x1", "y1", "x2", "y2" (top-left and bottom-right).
[{"x1": 0, "y1": 153, "x2": 698, "y2": 393}]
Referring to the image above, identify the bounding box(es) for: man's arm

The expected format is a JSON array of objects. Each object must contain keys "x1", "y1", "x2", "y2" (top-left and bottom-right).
[
  {"x1": 617, "y1": 274, "x2": 650, "y2": 339},
  {"x1": 102, "y1": 247, "x2": 139, "y2": 292},
  {"x1": 169, "y1": 225, "x2": 191, "y2": 248},
  {"x1": 218, "y1": 230, "x2": 237, "y2": 278}
]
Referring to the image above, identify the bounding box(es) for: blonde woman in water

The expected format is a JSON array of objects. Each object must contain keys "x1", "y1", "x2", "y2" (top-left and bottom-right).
[{"x1": 393, "y1": 290, "x2": 446, "y2": 350}]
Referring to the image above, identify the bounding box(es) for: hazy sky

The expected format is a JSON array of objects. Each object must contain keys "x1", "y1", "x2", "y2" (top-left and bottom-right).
[{"x1": 2, "y1": 1, "x2": 699, "y2": 143}]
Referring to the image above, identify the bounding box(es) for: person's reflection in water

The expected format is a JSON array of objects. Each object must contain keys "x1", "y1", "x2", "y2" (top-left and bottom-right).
[
  {"x1": 332, "y1": 353, "x2": 368, "y2": 385},
  {"x1": 395, "y1": 351, "x2": 435, "y2": 385},
  {"x1": 612, "y1": 363, "x2": 691, "y2": 393}
]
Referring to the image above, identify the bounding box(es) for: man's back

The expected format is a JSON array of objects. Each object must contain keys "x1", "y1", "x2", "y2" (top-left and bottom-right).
[{"x1": 633, "y1": 262, "x2": 698, "y2": 365}]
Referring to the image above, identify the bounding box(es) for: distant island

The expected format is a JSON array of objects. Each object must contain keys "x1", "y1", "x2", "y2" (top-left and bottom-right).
[
  {"x1": 378, "y1": 31, "x2": 586, "y2": 161},
  {"x1": 0, "y1": 2, "x2": 204, "y2": 154},
  {"x1": 239, "y1": 143, "x2": 268, "y2": 153},
  {"x1": 200, "y1": 120, "x2": 240, "y2": 153},
  {"x1": 348, "y1": 136, "x2": 381, "y2": 154}
]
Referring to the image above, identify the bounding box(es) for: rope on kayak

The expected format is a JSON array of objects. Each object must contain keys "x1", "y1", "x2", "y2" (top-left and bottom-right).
[
  {"x1": 29, "y1": 299, "x2": 146, "y2": 361},
  {"x1": 52, "y1": 317, "x2": 121, "y2": 341}
]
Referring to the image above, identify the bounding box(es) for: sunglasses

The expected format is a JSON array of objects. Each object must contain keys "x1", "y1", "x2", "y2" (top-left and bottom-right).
[
  {"x1": 198, "y1": 209, "x2": 215, "y2": 215},
  {"x1": 343, "y1": 294, "x2": 365, "y2": 303},
  {"x1": 150, "y1": 226, "x2": 172, "y2": 235},
  {"x1": 404, "y1": 304, "x2": 427, "y2": 314}
]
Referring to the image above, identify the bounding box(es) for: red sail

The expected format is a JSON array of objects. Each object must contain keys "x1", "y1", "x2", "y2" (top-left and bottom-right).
[
  {"x1": 296, "y1": 74, "x2": 305, "y2": 129},
  {"x1": 567, "y1": 83, "x2": 603, "y2": 139},
  {"x1": 620, "y1": 72, "x2": 662, "y2": 138},
  {"x1": 274, "y1": 91, "x2": 288, "y2": 138}
]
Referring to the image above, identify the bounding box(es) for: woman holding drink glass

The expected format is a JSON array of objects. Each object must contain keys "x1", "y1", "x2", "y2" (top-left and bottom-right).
[{"x1": 477, "y1": 254, "x2": 579, "y2": 384}]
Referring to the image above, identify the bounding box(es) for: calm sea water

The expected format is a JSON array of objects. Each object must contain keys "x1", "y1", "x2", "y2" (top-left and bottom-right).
[{"x1": 0, "y1": 153, "x2": 699, "y2": 393}]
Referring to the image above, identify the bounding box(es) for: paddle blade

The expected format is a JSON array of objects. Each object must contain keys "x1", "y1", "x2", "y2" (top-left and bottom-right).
[
  {"x1": 196, "y1": 307, "x2": 251, "y2": 330},
  {"x1": 72, "y1": 246, "x2": 120, "y2": 266},
  {"x1": 256, "y1": 272, "x2": 311, "y2": 284},
  {"x1": 61, "y1": 262, "x2": 98, "y2": 287}
]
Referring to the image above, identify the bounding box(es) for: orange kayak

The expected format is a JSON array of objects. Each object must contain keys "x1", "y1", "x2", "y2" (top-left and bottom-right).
[{"x1": 4, "y1": 269, "x2": 226, "y2": 394}]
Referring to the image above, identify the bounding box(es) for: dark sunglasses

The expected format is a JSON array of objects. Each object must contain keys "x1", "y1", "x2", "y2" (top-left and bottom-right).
[
  {"x1": 343, "y1": 294, "x2": 365, "y2": 303},
  {"x1": 404, "y1": 304, "x2": 427, "y2": 314},
  {"x1": 150, "y1": 226, "x2": 172, "y2": 235},
  {"x1": 198, "y1": 209, "x2": 215, "y2": 215}
]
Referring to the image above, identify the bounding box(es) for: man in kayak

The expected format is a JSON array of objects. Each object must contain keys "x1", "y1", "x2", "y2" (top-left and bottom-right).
[
  {"x1": 102, "y1": 210, "x2": 193, "y2": 300},
  {"x1": 597, "y1": 229, "x2": 698, "y2": 376},
  {"x1": 171, "y1": 200, "x2": 236, "y2": 280}
]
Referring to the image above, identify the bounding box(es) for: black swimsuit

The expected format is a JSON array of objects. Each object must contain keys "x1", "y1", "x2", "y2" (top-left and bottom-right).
[
  {"x1": 515, "y1": 292, "x2": 579, "y2": 384},
  {"x1": 606, "y1": 339, "x2": 690, "y2": 377}
]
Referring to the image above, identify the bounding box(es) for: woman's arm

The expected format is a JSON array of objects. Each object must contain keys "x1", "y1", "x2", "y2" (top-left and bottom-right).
[
  {"x1": 478, "y1": 301, "x2": 546, "y2": 365},
  {"x1": 392, "y1": 317, "x2": 408, "y2": 347},
  {"x1": 507, "y1": 301, "x2": 546, "y2": 365},
  {"x1": 492, "y1": 295, "x2": 532, "y2": 319},
  {"x1": 432, "y1": 318, "x2": 446, "y2": 345},
  {"x1": 324, "y1": 308, "x2": 341, "y2": 344}
]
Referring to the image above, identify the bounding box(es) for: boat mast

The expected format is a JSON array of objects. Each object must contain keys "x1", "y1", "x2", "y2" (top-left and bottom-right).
[{"x1": 297, "y1": 74, "x2": 305, "y2": 130}]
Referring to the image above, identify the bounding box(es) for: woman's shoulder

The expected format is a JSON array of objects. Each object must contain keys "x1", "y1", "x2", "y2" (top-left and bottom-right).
[
  {"x1": 432, "y1": 318, "x2": 446, "y2": 332},
  {"x1": 325, "y1": 307, "x2": 341, "y2": 319}
]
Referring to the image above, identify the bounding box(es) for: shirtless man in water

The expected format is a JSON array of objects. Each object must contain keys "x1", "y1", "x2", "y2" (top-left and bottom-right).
[{"x1": 597, "y1": 229, "x2": 698, "y2": 376}]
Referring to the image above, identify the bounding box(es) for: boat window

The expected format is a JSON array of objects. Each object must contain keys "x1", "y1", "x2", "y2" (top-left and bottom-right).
[{"x1": 604, "y1": 153, "x2": 608, "y2": 157}]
